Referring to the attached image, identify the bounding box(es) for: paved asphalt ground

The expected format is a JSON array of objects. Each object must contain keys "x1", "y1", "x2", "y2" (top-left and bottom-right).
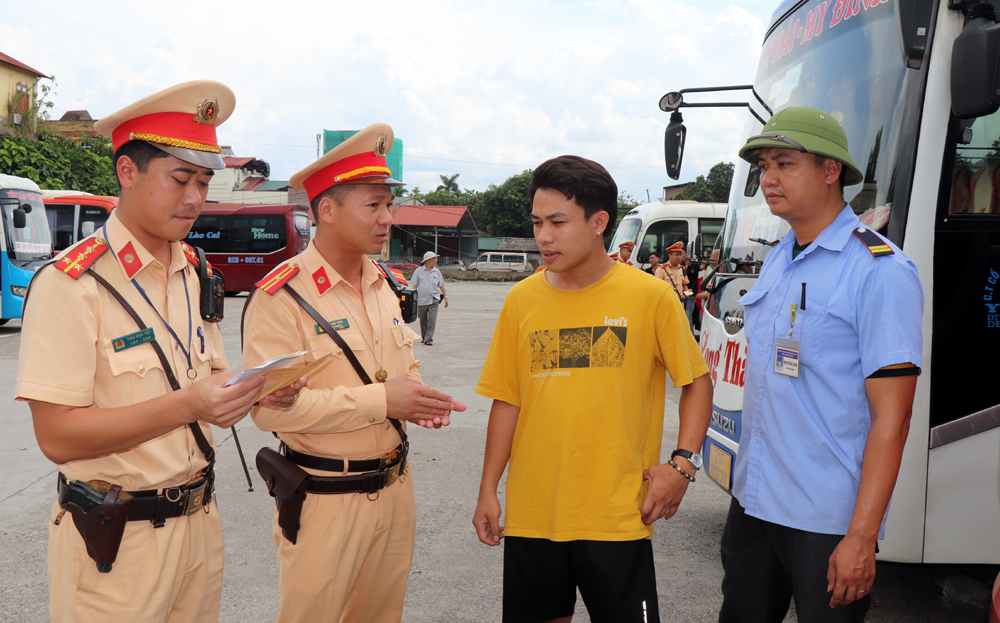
[{"x1": 0, "y1": 280, "x2": 996, "y2": 622}]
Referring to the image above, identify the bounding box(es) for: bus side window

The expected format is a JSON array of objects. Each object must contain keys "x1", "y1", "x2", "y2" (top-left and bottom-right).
[
  {"x1": 948, "y1": 112, "x2": 1000, "y2": 215},
  {"x1": 641, "y1": 220, "x2": 687, "y2": 258},
  {"x1": 46, "y1": 205, "x2": 75, "y2": 252}
]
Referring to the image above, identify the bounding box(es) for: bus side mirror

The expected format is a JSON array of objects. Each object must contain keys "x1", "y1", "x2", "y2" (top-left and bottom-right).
[
  {"x1": 693, "y1": 233, "x2": 705, "y2": 259},
  {"x1": 951, "y1": 3, "x2": 1000, "y2": 119},
  {"x1": 664, "y1": 111, "x2": 686, "y2": 181},
  {"x1": 12, "y1": 207, "x2": 26, "y2": 229}
]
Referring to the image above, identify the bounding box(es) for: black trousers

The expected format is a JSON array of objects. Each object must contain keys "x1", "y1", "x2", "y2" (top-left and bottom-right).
[{"x1": 718, "y1": 499, "x2": 870, "y2": 623}]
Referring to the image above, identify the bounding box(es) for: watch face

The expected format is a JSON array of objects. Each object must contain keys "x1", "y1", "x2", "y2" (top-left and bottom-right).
[{"x1": 672, "y1": 449, "x2": 703, "y2": 470}]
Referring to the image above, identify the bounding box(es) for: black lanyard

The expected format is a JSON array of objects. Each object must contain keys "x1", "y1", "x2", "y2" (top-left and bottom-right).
[{"x1": 102, "y1": 224, "x2": 197, "y2": 380}]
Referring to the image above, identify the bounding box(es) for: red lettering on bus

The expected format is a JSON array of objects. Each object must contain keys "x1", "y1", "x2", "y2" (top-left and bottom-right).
[
  {"x1": 814, "y1": 1, "x2": 829, "y2": 37},
  {"x1": 830, "y1": 0, "x2": 846, "y2": 27},
  {"x1": 802, "y1": 10, "x2": 815, "y2": 43}
]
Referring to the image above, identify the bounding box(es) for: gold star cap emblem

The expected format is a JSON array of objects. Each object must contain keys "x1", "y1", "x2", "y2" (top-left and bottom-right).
[
  {"x1": 374, "y1": 136, "x2": 387, "y2": 157},
  {"x1": 194, "y1": 98, "x2": 220, "y2": 125}
]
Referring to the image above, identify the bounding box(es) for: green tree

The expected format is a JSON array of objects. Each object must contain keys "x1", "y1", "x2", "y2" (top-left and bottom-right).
[
  {"x1": 669, "y1": 161, "x2": 734, "y2": 203},
  {"x1": 473, "y1": 170, "x2": 534, "y2": 237},
  {"x1": 0, "y1": 132, "x2": 117, "y2": 195},
  {"x1": 436, "y1": 173, "x2": 460, "y2": 194}
]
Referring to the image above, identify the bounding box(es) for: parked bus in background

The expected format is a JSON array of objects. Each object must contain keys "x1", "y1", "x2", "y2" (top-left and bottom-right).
[
  {"x1": 606, "y1": 200, "x2": 726, "y2": 267},
  {"x1": 0, "y1": 174, "x2": 52, "y2": 323},
  {"x1": 44, "y1": 195, "x2": 118, "y2": 252},
  {"x1": 186, "y1": 202, "x2": 311, "y2": 295},
  {"x1": 667, "y1": 0, "x2": 1000, "y2": 565}
]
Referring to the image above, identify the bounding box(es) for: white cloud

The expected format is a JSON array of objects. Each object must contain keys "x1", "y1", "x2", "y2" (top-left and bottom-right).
[{"x1": 3, "y1": 0, "x2": 770, "y2": 197}]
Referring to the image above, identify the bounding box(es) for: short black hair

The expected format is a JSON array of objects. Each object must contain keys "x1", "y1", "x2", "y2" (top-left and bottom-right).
[
  {"x1": 527, "y1": 155, "x2": 617, "y2": 228},
  {"x1": 113, "y1": 140, "x2": 170, "y2": 190},
  {"x1": 649, "y1": 252, "x2": 660, "y2": 260}
]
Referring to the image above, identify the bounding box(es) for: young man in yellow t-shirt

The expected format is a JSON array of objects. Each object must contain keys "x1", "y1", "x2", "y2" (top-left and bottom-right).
[{"x1": 473, "y1": 155, "x2": 713, "y2": 623}]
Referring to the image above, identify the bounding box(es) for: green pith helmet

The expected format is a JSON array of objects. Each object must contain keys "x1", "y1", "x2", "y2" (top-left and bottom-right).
[{"x1": 738, "y1": 106, "x2": 864, "y2": 187}]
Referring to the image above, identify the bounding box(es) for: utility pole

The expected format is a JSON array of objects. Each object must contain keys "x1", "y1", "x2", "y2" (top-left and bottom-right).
[{"x1": 316, "y1": 134, "x2": 321, "y2": 158}]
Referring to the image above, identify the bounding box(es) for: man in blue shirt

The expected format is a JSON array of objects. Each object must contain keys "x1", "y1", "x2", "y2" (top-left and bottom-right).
[
  {"x1": 410, "y1": 250, "x2": 448, "y2": 345},
  {"x1": 718, "y1": 107, "x2": 923, "y2": 623}
]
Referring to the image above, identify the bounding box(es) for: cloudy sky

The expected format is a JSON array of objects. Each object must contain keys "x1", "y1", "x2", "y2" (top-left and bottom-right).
[{"x1": 3, "y1": 1, "x2": 777, "y2": 201}]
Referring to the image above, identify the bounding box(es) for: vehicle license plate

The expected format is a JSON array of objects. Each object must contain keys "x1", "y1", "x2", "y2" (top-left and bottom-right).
[{"x1": 708, "y1": 442, "x2": 733, "y2": 491}]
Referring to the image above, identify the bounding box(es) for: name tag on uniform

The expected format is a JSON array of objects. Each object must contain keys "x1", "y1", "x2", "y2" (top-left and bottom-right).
[
  {"x1": 315, "y1": 318, "x2": 350, "y2": 334},
  {"x1": 113, "y1": 328, "x2": 155, "y2": 352},
  {"x1": 774, "y1": 338, "x2": 800, "y2": 378}
]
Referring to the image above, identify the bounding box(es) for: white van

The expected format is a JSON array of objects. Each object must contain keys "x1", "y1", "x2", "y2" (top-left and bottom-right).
[
  {"x1": 608, "y1": 200, "x2": 727, "y2": 267},
  {"x1": 468, "y1": 252, "x2": 529, "y2": 272}
]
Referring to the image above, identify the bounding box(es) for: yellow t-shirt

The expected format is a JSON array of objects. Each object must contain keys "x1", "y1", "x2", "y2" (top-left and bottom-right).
[{"x1": 476, "y1": 263, "x2": 709, "y2": 541}]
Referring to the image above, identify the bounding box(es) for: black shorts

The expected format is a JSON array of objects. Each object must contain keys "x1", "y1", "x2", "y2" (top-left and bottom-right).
[{"x1": 502, "y1": 536, "x2": 660, "y2": 623}]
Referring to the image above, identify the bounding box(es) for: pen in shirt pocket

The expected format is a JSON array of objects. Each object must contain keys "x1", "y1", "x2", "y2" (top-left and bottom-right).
[
  {"x1": 800, "y1": 283, "x2": 806, "y2": 312},
  {"x1": 197, "y1": 326, "x2": 205, "y2": 354}
]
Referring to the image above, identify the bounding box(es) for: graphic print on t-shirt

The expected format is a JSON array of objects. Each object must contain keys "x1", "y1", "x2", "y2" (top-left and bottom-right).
[
  {"x1": 530, "y1": 325, "x2": 627, "y2": 371},
  {"x1": 592, "y1": 326, "x2": 627, "y2": 367}
]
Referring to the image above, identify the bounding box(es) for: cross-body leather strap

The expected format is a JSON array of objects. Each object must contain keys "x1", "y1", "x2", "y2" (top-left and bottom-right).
[
  {"x1": 282, "y1": 283, "x2": 407, "y2": 444},
  {"x1": 87, "y1": 269, "x2": 216, "y2": 464}
]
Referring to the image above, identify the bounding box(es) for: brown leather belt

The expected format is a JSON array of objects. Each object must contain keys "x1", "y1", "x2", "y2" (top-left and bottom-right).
[
  {"x1": 283, "y1": 443, "x2": 408, "y2": 495},
  {"x1": 58, "y1": 471, "x2": 213, "y2": 527}
]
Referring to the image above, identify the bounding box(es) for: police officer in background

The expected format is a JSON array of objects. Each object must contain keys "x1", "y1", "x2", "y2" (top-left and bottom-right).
[
  {"x1": 15, "y1": 81, "x2": 299, "y2": 622},
  {"x1": 242, "y1": 123, "x2": 466, "y2": 622},
  {"x1": 617, "y1": 240, "x2": 636, "y2": 266},
  {"x1": 718, "y1": 107, "x2": 923, "y2": 622}
]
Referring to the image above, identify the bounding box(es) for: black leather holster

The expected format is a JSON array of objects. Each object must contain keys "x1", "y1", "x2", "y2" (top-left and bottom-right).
[{"x1": 256, "y1": 447, "x2": 310, "y2": 544}]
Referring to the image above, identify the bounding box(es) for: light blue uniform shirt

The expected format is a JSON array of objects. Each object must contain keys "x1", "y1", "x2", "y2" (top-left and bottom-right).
[
  {"x1": 733, "y1": 206, "x2": 923, "y2": 537},
  {"x1": 410, "y1": 265, "x2": 444, "y2": 306}
]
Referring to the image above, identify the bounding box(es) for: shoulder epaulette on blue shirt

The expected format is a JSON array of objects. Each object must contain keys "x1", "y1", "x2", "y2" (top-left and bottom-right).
[{"x1": 852, "y1": 227, "x2": 894, "y2": 258}]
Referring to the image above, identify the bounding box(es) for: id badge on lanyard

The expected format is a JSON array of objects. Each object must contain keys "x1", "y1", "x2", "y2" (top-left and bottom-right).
[{"x1": 774, "y1": 303, "x2": 801, "y2": 378}]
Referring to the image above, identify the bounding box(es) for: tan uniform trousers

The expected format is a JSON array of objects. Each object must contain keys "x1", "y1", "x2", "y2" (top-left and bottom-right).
[
  {"x1": 275, "y1": 473, "x2": 416, "y2": 623},
  {"x1": 47, "y1": 499, "x2": 224, "y2": 623}
]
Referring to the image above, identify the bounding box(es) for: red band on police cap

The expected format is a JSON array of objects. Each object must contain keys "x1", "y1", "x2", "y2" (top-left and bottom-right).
[
  {"x1": 302, "y1": 152, "x2": 392, "y2": 201},
  {"x1": 111, "y1": 112, "x2": 221, "y2": 153}
]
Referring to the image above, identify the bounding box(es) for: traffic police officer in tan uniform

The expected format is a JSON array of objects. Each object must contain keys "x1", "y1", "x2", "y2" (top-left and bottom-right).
[
  {"x1": 242, "y1": 123, "x2": 466, "y2": 622},
  {"x1": 16, "y1": 80, "x2": 299, "y2": 623}
]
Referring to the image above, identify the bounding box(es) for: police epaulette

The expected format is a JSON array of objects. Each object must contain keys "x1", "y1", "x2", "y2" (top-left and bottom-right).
[
  {"x1": 56, "y1": 235, "x2": 110, "y2": 279},
  {"x1": 256, "y1": 262, "x2": 300, "y2": 294},
  {"x1": 180, "y1": 241, "x2": 213, "y2": 275},
  {"x1": 373, "y1": 259, "x2": 408, "y2": 285},
  {"x1": 852, "y1": 227, "x2": 894, "y2": 257}
]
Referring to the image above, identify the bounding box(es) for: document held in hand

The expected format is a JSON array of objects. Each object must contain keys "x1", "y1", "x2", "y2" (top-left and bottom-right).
[{"x1": 225, "y1": 351, "x2": 332, "y2": 402}]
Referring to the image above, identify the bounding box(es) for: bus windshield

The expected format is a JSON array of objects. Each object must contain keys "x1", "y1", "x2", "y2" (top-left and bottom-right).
[
  {"x1": 608, "y1": 217, "x2": 641, "y2": 251},
  {"x1": 720, "y1": 0, "x2": 911, "y2": 275},
  {"x1": 2, "y1": 190, "x2": 52, "y2": 261}
]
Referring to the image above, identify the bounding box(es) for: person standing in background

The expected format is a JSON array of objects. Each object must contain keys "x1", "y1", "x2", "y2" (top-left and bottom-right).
[
  {"x1": 645, "y1": 251, "x2": 661, "y2": 276},
  {"x1": 410, "y1": 250, "x2": 449, "y2": 345}
]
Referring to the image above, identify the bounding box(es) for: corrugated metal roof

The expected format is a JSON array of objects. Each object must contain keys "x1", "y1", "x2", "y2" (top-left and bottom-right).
[
  {"x1": 257, "y1": 180, "x2": 291, "y2": 191},
  {"x1": 393, "y1": 205, "x2": 468, "y2": 227},
  {"x1": 0, "y1": 52, "x2": 47, "y2": 78},
  {"x1": 237, "y1": 176, "x2": 268, "y2": 190},
  {"x1": 498, "y1": 237, "x2": 538, "y2": 252},
  {"x1": 223, "y1": 156, "x2": 255, "y2": 169}
]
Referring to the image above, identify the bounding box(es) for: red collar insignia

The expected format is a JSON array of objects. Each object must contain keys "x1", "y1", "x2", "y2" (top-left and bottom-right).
[
  {"x1": 313, "y1": 266, "x2": 332, "y2": 295},
  {"x1": 118, "y1": 241, "x2": 142, "y2": 278}
]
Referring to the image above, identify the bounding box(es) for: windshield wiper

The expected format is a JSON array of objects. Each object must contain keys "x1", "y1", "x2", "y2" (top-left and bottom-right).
[{"x1": 749, "y1": 237, "x2": 779, "y2": 247}]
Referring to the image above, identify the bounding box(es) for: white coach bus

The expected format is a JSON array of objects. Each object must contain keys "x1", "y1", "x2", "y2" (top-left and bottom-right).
[{"x1": 666, "y1": 0, "x2": 1000, "y2": 564}]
